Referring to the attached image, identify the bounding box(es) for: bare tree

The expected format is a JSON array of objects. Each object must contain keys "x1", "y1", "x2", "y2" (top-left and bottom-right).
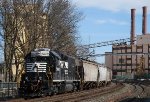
[
  {"x1": 0, "y1": 0, "x2": 82, "y2": 82},
  {"x1": 0, "y1": 0, "x2": 48, "y2": 81},
  {"x1": 44, "y1": 0, "x2": 82, "y2": 56},
  {"x1": 0, "y1": 0, "x2": 20, "y2": 81}
]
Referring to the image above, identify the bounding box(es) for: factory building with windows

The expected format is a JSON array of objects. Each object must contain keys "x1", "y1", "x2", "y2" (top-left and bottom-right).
[{"x1": 105, "y1": 6, "x2": 150, "y2": 79}]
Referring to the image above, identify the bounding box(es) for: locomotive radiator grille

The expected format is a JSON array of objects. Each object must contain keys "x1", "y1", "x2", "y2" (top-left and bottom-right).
[{"x1": 26, "y1": 63, "x2": 47, "y2": 72}]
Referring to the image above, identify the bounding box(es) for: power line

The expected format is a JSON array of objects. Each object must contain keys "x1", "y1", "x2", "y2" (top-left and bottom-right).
[
  {"x1": 77, "y1": 37, "x2": 136, "y2": 58},
  {"x1": 82, "y1": 37, "x2": 135, "y2": 48},
  {"x1": 81, "y1": 53, "x2": 150, "y2": 57}
]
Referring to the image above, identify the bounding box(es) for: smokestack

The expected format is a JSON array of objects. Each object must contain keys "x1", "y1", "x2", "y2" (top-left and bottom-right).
[
  {"x1": 142, "y1": 6, "x2": 147, "y2": 35},
  {"x1": 130, "y1": 9, "x2": 135, "y2": 45}
]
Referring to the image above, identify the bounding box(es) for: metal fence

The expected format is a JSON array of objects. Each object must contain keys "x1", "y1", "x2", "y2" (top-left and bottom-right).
[{"x1": 0, "y1": 82, "x2": 18, "y2": 100}]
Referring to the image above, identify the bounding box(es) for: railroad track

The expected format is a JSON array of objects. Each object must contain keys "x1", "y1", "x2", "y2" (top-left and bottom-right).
[
  {"x1": 8, "y1": 83, "x2": 124, "y2": 102},
  {"x1": 28, "y1": 84, "x2": 124, "y2": 102},
  {"x1": 119, "y1": 81, "x2": 148, "y2": 102}
]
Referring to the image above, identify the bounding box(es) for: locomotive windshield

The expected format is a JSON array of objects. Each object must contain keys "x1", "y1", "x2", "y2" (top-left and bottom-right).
[{"x1": 26, "y1": 56, "x2": 50, "y2": 63}]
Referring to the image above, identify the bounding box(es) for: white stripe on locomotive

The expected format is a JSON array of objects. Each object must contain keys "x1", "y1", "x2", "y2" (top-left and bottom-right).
[{"x1": 26, "y1": 62, "x2": 47, "y2": 72}]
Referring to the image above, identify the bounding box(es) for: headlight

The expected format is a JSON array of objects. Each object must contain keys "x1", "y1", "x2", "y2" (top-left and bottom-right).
[{"x1": 25, "y1": 76, "x2": 28, "y2": 81}]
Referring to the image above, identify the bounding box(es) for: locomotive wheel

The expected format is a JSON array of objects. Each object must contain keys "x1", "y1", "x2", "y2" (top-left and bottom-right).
[
  {"x1": 24, "y1": 98, "x2": 27, "y2": 100},
  {"x1": 54, "y1": 87, "x2": 59, "y2": 95},
  {"x1": 40, "y1": 90, "x2": 47, "y2": 97},
  {"x1": 73, "y1": 85, "x2": 77, "y2": 92},
  {"x1": 48, "y1": 91, "x2": 52, "y2": 96},
  {"x1": 41, "y1": 93, "x2": 47, "y2": 97},
  {"x1": 24, "y1": 95, "x2": 30, "y2": 100},
  {"x1": 24, "y1": 97, "x2": 28, "y2": 100}
]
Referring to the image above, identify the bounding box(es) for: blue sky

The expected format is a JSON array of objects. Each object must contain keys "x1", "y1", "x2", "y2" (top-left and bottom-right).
[
  {"x1": 71, "y1": 0, "x2": 150, "y2": 63},
  {"x1": 0, "y1": 0, "x2": 150, "y2": 63}
]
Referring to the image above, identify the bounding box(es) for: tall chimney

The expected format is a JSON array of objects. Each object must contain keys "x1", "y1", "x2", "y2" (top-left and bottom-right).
[
  {"x1": 130, "y1": 9, "x2": 135, "y2": 45},
  {"x1": 142, "y1": 6, "x2": 147, "y2": 35}
]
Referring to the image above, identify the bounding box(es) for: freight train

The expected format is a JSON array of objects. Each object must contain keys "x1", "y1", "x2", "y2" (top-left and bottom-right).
[{"x1": 19, "y1": 48, "x2": 112, "y2": 99}]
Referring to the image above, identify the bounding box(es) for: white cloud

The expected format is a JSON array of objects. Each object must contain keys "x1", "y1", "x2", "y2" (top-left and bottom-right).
[
  {"x1": 71, "y1": 0, "x2": 150, "y2": 13},
  {"x1": 96, "y1": 20, "x2": 107, "y2": 24},
  {"x1": 96, "y1": 19, "x2": 129, "y2": 25}
]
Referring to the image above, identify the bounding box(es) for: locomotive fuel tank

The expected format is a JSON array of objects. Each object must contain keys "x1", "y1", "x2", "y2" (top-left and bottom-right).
[{"x1": 65, "y1": 81, "x2": 74, "y2": 92}]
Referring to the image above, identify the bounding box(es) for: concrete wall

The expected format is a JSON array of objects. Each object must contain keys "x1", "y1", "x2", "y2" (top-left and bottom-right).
[
  {"x1": 137, "y1": 34, "x2": 150, "y2": 45},
  {"x1": 105, "y1": 52, "x2": 112, "y2": 69}
]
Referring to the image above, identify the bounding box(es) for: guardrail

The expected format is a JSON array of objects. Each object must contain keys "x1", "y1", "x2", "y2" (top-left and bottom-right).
[{"x1": 0, "y1": 82, "x2": 18, "y2": 100}]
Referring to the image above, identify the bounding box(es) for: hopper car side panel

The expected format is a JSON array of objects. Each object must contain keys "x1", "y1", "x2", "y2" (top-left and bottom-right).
[
  {"x1": 83, "y1": 61, "x2": 98, "y2": 81},
  {"x1": 99, "y1": 66, "x2": 107, "y2": 81},
  {"x1": 82, "y1": 60, "x2": 99, "y2": 89},
  {"x1": 106, "y1": 68, "x2": 112, "y2": 82},
  {"x1": 98, "y1": 66, "x2": 112, "y2": 86}
]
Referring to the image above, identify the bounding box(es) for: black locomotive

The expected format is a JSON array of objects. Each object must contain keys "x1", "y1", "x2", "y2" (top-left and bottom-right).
[{"x1": 19, "y1": 48, "x2": 83, "y2": 98}]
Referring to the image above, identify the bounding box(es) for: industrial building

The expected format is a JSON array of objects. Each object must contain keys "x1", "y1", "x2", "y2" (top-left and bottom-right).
[{"x1": 105, "y1": 6, "x2": 150, "y2": 79}]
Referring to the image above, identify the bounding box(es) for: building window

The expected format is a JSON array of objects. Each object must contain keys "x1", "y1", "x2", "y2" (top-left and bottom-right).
[
  {"x1": 126, "y1": 58, "x2": 131, "y2": 60},
  {"x1": 119, "y1": 59, "x2": 125, "y2": 63}
]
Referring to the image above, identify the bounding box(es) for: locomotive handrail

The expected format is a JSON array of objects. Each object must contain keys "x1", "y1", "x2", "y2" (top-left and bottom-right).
[{"x1": 30, "y1": 80, "x2": 41, "y2": 92}]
